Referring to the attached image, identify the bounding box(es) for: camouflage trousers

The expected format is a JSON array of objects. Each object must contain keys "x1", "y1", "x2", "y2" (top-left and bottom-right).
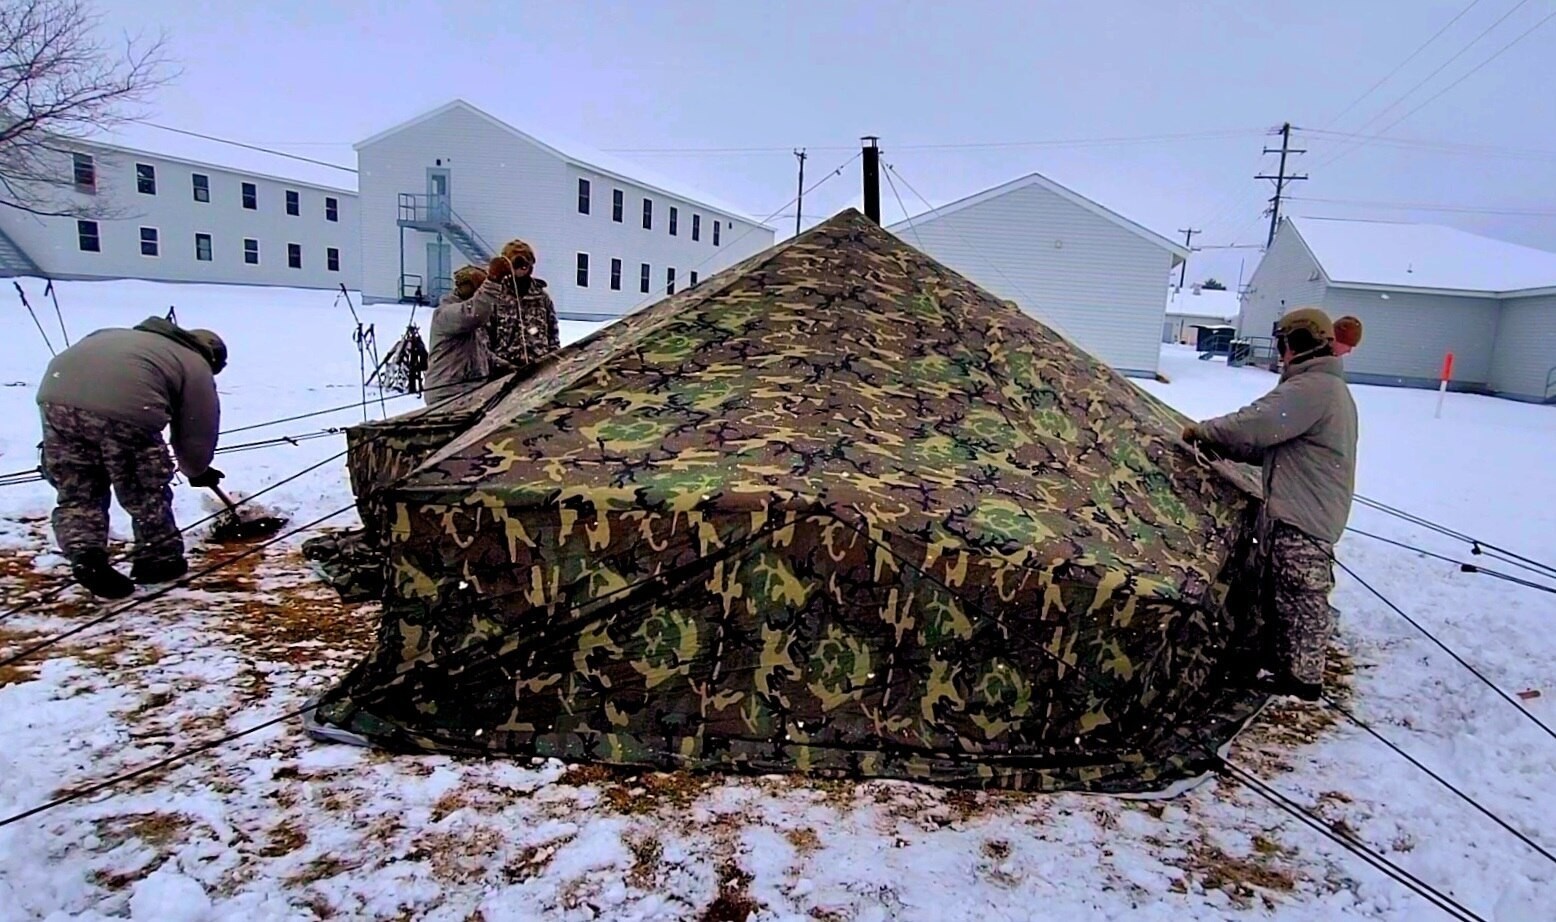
[
  {"x1": 1267, "y1": 521, "x2": 1336, "y2": 685},
  {"x1": 38, "y1": 404, "x2": 182, "y2": 565}
]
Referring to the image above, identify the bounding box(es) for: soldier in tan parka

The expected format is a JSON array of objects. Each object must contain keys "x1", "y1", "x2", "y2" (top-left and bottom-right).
[
  {"x1": 1183, "y1": 307, "x2": 1359, "y2": 701},
  {"x1": 424, "y1": 265, "x2": 513, "y2": 406},
  {"x1": 483, "y1": 239, "x2": 561, "y2": 373}
]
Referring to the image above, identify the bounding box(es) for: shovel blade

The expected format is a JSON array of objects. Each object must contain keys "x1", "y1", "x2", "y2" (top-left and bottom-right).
[{"x1": 210, "y1": 514, "x2": 289, "y2": 542}]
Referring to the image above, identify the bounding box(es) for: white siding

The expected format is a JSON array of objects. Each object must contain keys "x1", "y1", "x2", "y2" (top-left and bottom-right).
[
  {"x1": 1239, "y1": 221, "x2": 1326, "y2": 340},
  {"x1": 889, "y1": 182, "x2": 1176, "y2": 375},
  {"x1": 1490, "y1": 295, "x2": 1556, "y2": 400},
  {"x1": 356, "y1": 104, "x2": 774, "y2": 316},
  {"x1": 0, "y1": 144, "x2": 357, "y2": 290},
  {"x1": 1323, "y1": 287, "x2": 1499, "y2": 387}
]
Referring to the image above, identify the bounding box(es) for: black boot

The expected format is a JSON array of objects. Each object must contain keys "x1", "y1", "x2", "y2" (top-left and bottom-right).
[
  {"x1": 72, "y1": 549, "x2": 135, "y2": 600},
  {"x1": 130, "y1": 556, "x2": 189, "y2": 585}
]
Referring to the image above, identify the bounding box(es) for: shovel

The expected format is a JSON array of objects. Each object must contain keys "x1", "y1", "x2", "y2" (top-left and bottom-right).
[{"x1": 207, "y1": 484, "x2": 288, "y2": 541}]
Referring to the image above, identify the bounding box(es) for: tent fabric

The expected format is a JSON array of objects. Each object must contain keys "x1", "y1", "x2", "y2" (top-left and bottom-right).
[{"x1": 313, "y1": 209, "x2": 1268, "y2": 793}]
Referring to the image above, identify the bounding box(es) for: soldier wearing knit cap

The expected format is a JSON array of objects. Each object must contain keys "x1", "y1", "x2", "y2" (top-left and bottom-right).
[
  {"x1": 424, "y1": 265, "x2": 514, "y2": 405},
  {"x1": 483, "y1": 238, "x2": 561, "y2": 371},
  {"x1": 1182, "y1": 307, "x2": 1359, "y2": 701}
]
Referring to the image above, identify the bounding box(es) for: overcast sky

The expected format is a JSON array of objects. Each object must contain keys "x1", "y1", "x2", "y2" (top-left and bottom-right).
[{"x1": 95, "y1": 0, "x2": 1556, "y2": 286}]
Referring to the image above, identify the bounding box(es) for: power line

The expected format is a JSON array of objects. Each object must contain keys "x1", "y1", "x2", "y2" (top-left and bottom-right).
[
  {"x1": 1320, "y1": 0, "x2": 1489, "y2": 129},
  {"x1": 600, "y1": 128, "x2": 1262, "y2": 156},
  {"x1": 142, "y1": 123, "x2": 357, "y2": 175},
  {"x1": 1296, "y1": 128, "x2": 1556, "y2": 162},
  {"x1": 1288, "y1": 196, "x2": 1556, "y2": 217}
]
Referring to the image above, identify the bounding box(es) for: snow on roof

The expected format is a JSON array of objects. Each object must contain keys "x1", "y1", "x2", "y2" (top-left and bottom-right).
[
  {"x1": 357, "y1": 100, "x2": 771, "y2": 229},
  {"x1": 1290, "y1": 216, "x2": 1556, "y2": 296},
  {"x1": 89, "y1": 127, "x2": 357, "y2": 193},
  {"x1": 1165, "y1": 285, "x2": 1239, "y2": 318},
  {"x1": 886, "y1": 172, "x2": 1189, "y2": 264}
]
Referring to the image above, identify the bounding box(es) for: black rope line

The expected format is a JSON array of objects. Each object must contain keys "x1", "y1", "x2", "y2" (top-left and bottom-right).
[
  {"x1": 1353, "y1": 496, "x2": 1556, "y2": 582},
  {"x1": 1322, "y1": 695, "x2": 1556, "y2": 867},
  {"x1": 1345, "y1": 527, "x2": 1556, "y2": 596},
  {"x1": 0, "y1": 503, "x2": 354, "y2": 669},
  {"x1": 1327, "y1": 550, "x2": 1556, "y2": 745},
  {"x1": 1218, "y1": 759, "x2": 1486, "y2": 921}
]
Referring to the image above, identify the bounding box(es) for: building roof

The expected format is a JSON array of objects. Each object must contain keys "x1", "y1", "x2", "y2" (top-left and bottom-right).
[
  {"x1": 1165, "y1": 286, "x2": 1239, "y2": 319},
  {"x1": 87, "y1": 129, "x2": 357, "y2": 194},
  {"x1": 887, "y1": 172, "x2": 1190, "y2": 265},
  {"x1": 356, "y1": 100, "x2": 771, "y2": 229},
  {"x1": 1290, "y1": 216, "x2": 1556, "y2": 297}
]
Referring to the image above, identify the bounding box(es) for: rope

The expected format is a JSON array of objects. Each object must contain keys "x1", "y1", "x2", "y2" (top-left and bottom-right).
[
  {"x1": 1322, "y1": 695, "x2": 1556, "y2": 867},
  {"x1": 1344, "y1": 527, "x2": 1556, "y2": 596},
  {"x1": 1217, "y1": 759, "x2": 1487, "y2": 921},
  {"x1": 1353, "y1": 496, "x2": 1556, "y2": 582},
  {"x1": 1327, "y1": 550, "x2": 1556, "y2": 745},
  {"x1": 0, "y1": 504, "x2": 352, "y2": 669}
]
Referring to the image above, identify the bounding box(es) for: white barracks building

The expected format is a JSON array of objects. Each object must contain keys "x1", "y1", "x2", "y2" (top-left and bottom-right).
[{"x1": 0, "y1": 99, "x2": 774, "y2": 320}]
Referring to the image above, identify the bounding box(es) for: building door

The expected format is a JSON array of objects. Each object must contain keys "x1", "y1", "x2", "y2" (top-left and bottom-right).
[
  {"x1": 427, "y1": 167, "x2": 451, "y2": 223},
  {"x1": 427, "y1": 239, "x2": 452, "y2": 302}
]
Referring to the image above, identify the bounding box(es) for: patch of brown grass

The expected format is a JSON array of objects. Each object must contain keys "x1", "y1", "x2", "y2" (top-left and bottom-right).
[
  {"x1": 699, "y1": 861, "x2": 759, "y2": 922},
  {"x1": 258, "y1": 822, "x2": 308, "y2": 858},
  {"x1": 94, "y1": 811, "x2": 190, "y2": 851},
  {"x1": 785, "y1": 827, "x2": 821, "y2": 854},
  {"x1": 1168, "y1": 840, "x2": 1296, "y2": 910},
  {"x1": 627, "y1": 834, "x2": 664, "y2": 889},
  {"x1": 286, "y1": 854, "x2": 358, "y2": 886},
  {"x1": 408, "y1": 828, "x2": 504, "y2": 884}
]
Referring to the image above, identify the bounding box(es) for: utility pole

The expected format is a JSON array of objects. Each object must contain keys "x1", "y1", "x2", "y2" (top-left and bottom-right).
[
  {"x1": 794, "y1": 148, "x2": 807, "y2": 237},
  {"x1": 1256, "y1": 122, "x2": 1307, "y2": 248},
  {"x1": 861, "y1": 136, "x2": 881, "y2": 224},
  {"x1": 1176, "y1": 227, "x2": 1200, "y2": 289}
]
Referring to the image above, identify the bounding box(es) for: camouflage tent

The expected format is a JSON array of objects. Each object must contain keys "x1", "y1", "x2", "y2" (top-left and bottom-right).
[{"x1": 310, "y1": 210, "x2": 1268, "y2": 794}]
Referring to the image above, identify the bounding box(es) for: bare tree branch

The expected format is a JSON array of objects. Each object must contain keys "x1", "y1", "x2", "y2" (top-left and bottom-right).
[{"x1": 0, "y1": 0, "x2": 176, "y2": 217}]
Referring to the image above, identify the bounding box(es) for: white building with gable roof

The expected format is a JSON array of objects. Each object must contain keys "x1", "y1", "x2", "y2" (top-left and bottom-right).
[
  {"x1": 354, "y1": 100, "x2": 775, "y2": 319},
  {"x1": 1243, "y1": 217, "x2": 1556, "y2": 402},
  {"x1": 887, "y1": 172, "x2": 1189, "y2": 377}
]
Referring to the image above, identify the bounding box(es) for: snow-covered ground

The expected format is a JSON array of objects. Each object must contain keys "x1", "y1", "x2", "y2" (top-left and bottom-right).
[{"x1": 1, "y1": 283, "x2": 1553, "y2": 921}]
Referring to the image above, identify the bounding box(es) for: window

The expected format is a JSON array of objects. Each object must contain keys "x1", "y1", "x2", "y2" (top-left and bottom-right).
[
  {"x1": 192, "y1": 173, "x2": 210, "y2": 202},
  {"x1": 612, "y1": 189, "x2": 624, "y2": 222},
  {"x1": 692, "y1": 214, "x2": 701, "y2": 241},
  {"x1": 610, "y1": 258, "x2": 622, "y2": 291},
  {"x1": 195, "y1": 233, "x2": 212, "y2": 262},
  {"x1": 327, "y1": 247, "x2": 340, "y2": 272},
  {"x1": 576, "y1": 252, "x2": 590, "y2": 287},
  {"x1": 286, "y1": 190, "x2": 300, "y2": 216},
  {"x1": 669, "y1": 206, "x2": 679, "y2": 236},
  {"x1": 577, "y1": 178, "x2": 591, "y2": 214},
  {"x1": 642, "y1": 198, "x2": 653, "y2": 230},
  {"x1": 244, "y1": 238, "x2": 259, "y2": 264},
  {"x1": 72, "y1": 153, "x2": 96, "y2": 191},
  {"x1": 242, "y1": 182, "x2": 257, "y2": 210},
  {"x1": 287, "y1": 243, "x2": 302, "y2": 269},
  {"x1": 136, "y1": 163, "x2": 156, "y2": 195},
  {"x1": 325, "y1": 196, "x2": 338, "y2": 222},
  {"x1": 76, "y1": 220, "x2": 100, "y2": 252},
  {"x1": 139, "y1": 226, "x2": 159, "y2": 257},
  {"x1": 640, "y1": 263, "x2": 651, "y2": 294},
  {"x1": 666, "y1": 267, "x2": 676, "y2": 295},
  {"x1": 690, "y1": 270, "x2": 699, "y2": 287},
  {"x1": 713, "y1": 220, "x2": 721, "y2": 246}
]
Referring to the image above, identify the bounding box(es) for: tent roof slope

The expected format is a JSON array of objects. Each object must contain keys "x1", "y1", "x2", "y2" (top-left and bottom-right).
[
  {"x1": 1291, "y1": 216, "x2": 1556, "y2": 296},
  {"x1": 400, "y1": 209, "x2": 1250, "y2": 598}
]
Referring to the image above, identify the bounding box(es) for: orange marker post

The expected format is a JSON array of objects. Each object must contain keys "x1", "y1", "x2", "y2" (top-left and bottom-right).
[{"x1": 1435, "y1": 351, "x2": 1454, "y2": 419}]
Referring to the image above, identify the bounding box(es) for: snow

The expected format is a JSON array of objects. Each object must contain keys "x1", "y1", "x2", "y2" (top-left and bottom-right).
[
  {"x1": 2, "y1": 282, "x2": 1556, "y2": 920},
  {"x1": 1166, "y1": 286, "x2": 1240, "y2": 320},
  {"x1": 1291, "y1": 216, "x2": 1556, "y2": 295}
]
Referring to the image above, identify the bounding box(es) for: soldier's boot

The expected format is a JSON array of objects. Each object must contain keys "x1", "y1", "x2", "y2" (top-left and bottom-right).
[
  {"x1": 1261, "y1": 672, "x2": 1322, "y2": 702},
  {"x1": 72, "y1": 549, "x2": 135, "y2": 600},
  {"x1": 130, "y1": 556, "x2": 189, "y2": 585}
]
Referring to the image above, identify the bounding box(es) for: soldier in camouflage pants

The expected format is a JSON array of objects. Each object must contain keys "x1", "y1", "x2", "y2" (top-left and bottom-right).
[
  {"x1": 40, "y1": 404, "x2": 182, "y2": 568},
  {"x1": 1266, "y1": 522, "x2": 1336, "y2": 687}
]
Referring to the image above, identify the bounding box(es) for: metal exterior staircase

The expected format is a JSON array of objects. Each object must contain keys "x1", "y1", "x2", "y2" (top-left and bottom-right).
[
  {"x1": 397, "y1": 194, "x2": 494, "y2": 264},
  {"x1": 0, "y1": 225, "x2": 42, "y2": 278}
]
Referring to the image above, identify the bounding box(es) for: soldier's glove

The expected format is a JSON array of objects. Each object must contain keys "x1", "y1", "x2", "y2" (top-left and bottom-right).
[
  {"x1": 188, "y1": 467, "x2": 225, "y2": 489},
  {"x1": 1181, "y1": 424, "x2": 1200, "y2": 443},
  {"x1": 487, "y1": 256, "x2": 513, "y2": 281}
]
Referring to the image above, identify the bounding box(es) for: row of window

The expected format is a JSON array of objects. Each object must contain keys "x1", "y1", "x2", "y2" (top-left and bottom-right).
[
  {"x1": 72, "y1": 153, "x2": 339, "y2": 220},
  {"x1": 76, "y1": 220, "x2": 340, "y2": 271},
  {"x1": 576, "y1": 179, "x2": 724, "y2": 245},
  {"x1": 574, "y1": 254, "x2": 698, "y2": 295}
]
